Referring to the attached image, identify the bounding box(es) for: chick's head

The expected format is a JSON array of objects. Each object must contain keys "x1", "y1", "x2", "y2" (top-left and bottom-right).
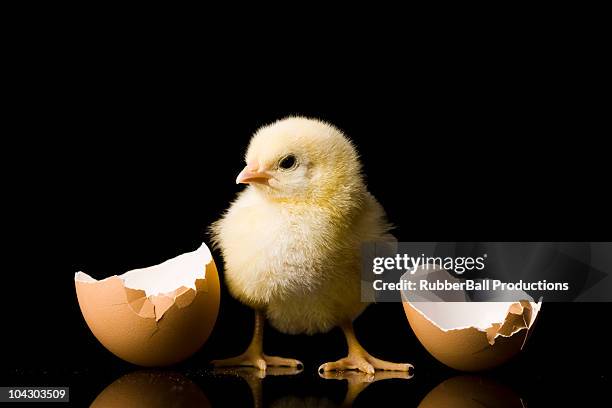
[{"x1": 237, "y1": 117, "x2": 364, "y2": 204}]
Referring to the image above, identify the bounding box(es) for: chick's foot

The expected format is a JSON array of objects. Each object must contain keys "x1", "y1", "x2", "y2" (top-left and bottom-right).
[
  {"x1": 318, "y1": 321, "x2": 414, "y2": 374},
  {"x1": 211, "y1": 310, "x2": 302, "y2": 371},
  {"x1": 320, "y1": 370, "x2": 413, "y2": 407},
  {"x1": 318, "y1": 351, "x2": 412, "y2": 374},
  {"x1": 212, "y1": 353, "x2": 302, "y2": 371}
]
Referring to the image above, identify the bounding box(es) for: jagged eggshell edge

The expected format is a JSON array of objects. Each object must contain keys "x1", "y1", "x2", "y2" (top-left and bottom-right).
[{"x1": 74, "y1": 243, "x2": 220, "y2": 366}]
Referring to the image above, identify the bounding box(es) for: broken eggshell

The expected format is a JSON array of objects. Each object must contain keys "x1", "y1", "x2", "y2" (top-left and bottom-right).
[
  {"x1": 75, "y1": 242, "x2": 220, "y2": 366},
  {"x1": 402, "y1": 267, "x2": 541, "y2": 371}
]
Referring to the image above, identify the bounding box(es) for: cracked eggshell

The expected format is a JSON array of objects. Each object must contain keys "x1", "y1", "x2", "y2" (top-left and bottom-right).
[
  {"x1": 75, "y1": 243, "x2": 220, "y2": 366},
  {"x1": 402, "y1": 268, "x2": 541, "y2": 371}
]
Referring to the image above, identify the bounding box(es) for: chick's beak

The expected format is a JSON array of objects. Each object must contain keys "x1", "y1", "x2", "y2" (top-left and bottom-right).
[{"x1": 236, "y1": 162, "x2": 271, "y2": 184}]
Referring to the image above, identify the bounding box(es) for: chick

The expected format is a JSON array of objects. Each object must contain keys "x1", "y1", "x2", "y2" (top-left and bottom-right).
[{"x1": 211, "y1": 117, "x2": 412, "y2": 374}]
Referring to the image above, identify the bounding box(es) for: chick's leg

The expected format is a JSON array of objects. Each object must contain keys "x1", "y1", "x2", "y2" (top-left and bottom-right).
[
  {"x1": 212, "y1": 310, "x2": 303, "y2": 371},
  {"x1": 319, "y1": 321, "x2": 413, "y2": 374}
]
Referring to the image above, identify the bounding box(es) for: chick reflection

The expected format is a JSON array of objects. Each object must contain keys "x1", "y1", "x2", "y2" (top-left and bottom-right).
[
  {"x1": 213, "y1": 366, "x2": 303, "y2": 408},
  {"x1": 320, "y1": 370, "x2": 413, "y2": 407},
  {"x1": 418, "y1": 375, "x2": 523, "y2": 408},
  {"x1": 91, "y1": 370, "x2": 210, "y2": 408},
  {"x1": 215, "y1": 367, "x2": 411, "y2": 408}
]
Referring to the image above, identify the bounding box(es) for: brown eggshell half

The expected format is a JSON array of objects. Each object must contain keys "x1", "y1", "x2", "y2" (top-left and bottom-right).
[
  {"x1": 401, "y1": 266, "x2": 540, "y2": 371},
  {"x1": 75, "y1": 243, "x2": 220, "y2": 366},
  {"x1": 403, "y1": 300, "x2": 537, "y2": 371}
]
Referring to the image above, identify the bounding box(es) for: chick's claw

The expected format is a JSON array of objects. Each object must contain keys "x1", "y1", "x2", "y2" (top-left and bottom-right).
[
  {"x1": 318, "y1": 353, "x2": 413, "y2": 375},
  {"x1": 262, "y1": 354, "x2": 303, "y2": 368},
  {"x1": 319, "y1": 369, "x2": 413, "y2": 382},
  {"x1": 319, "y1": 356, "x2": 375, "y2": 374},
  {"x1": 211, "y1": 353, "x2": 302, "y2": 371}
]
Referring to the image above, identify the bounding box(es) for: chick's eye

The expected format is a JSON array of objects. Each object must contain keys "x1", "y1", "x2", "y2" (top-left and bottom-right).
[{"x1": 278, "y1": 154, "x2": 297, "y2": 170}]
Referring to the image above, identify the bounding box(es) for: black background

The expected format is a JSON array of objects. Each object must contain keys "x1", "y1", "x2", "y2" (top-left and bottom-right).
[{"x1": 3, "y1": 23, "x2": 610, "y2": 407}]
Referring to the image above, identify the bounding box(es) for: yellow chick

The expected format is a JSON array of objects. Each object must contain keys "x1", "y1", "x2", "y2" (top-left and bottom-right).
[{"x1": 211, "y1": 117, "x2": 412, "y2": 374}]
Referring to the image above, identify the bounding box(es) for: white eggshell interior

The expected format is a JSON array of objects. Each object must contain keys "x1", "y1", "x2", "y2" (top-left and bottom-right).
[
  {"x1": 75, "y1": 243, "x2": 212, "y2": 297},
  {"x1": 402, "y1": 266, "x2": 541, "y2": 332},
  {"x1": 409, "y1": 301, "x2": 541, "y2": 331}
]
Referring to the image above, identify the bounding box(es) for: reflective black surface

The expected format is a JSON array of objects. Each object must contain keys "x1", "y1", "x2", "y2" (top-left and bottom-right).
[
  {"x1": 2, "y1": 361, "x2": 608, "y2": 407},
  {"x1": 4, "y1": 38, "x2": 610, "y2": 407}
]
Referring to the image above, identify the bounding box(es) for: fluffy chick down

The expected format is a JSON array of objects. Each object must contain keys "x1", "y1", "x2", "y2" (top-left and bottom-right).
[{"x1": 211, "y1": 117, "x2": 392, "y2": 335}]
